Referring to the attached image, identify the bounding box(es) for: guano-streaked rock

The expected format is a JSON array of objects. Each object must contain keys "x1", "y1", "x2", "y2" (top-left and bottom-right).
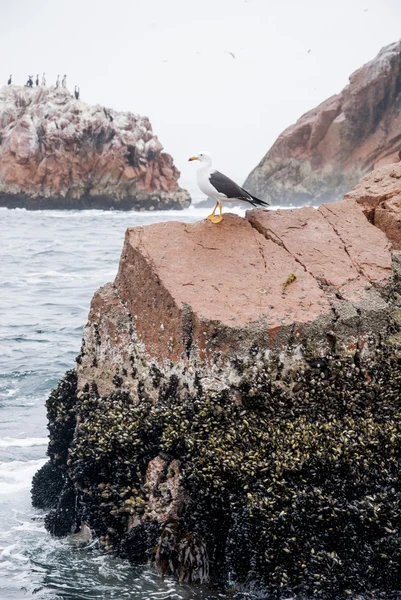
[{"x1": 0, "y1": 85, "x2": 190, "y2": 210}]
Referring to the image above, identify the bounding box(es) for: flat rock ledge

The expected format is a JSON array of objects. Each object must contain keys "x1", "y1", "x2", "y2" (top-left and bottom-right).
[{"x1": 32, "y1": 196, "x2": 401, "y2": 598}]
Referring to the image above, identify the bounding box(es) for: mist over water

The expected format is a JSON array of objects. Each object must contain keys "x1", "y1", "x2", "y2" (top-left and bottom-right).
[{"x1": 0, "y1": 199, "x2": 250, "y2": 600}]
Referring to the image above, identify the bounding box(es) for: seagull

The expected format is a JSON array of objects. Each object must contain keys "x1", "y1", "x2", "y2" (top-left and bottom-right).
[
  {"x1": 225, "y1": 51, "x2": 236, "y2": 59},
  {"x1": 189, "y1": 151, "x2": 269, "y2": 223}
]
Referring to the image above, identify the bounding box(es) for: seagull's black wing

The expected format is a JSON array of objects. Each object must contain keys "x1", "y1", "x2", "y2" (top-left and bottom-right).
[{"x1": 209, "y1": 170, "x2": 269, "y2": 207}]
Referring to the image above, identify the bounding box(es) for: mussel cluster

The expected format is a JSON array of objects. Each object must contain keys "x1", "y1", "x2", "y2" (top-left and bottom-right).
[{"x1": 32, "y1": 340, "x2": 401, "y2": 598}]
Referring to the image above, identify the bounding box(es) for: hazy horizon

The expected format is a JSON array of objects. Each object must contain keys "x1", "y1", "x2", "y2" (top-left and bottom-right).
[{"x1": 1, "y1": 0, "x2": 401, "y2": 191}]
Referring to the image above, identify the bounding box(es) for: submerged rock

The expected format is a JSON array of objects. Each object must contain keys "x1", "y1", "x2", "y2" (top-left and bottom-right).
[
  {"x1": 32, "y1": 189, "x2": 401, "y2": 597},
  {"x1": 244, "y1": 41, "x2": 401, "y2": 207},
  {"x1": 0, "y1": 86, "x2": 190, "y2": 210}
]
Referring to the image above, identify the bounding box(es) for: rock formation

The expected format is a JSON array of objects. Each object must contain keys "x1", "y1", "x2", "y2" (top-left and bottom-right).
[
  {"x1": 0, "y1": 86, "x2": 190, "y2": 210},
  {"x1": 344, "y1": 160, "x2": 401, "y2": 250},
  {"x1": 245, "y1": 40, "x2": 401, "y2": 207},
  {"x1": 32, "y1": 181, "x2": 401, "y2": 597}
]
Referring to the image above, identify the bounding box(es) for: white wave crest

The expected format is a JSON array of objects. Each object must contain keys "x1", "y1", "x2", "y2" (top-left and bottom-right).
[
  {"x1": 0, "y1": 437, "x2": 48, "y2": 448},
  {"x1": 0, "y1": 459, "x2": 47, "y2": 495}
]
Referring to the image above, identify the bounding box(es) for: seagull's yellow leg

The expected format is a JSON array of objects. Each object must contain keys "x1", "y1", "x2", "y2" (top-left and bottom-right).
[
  {"x1": 207, "y1": 201, "x2": 223, "y2": 224},
  {"x1": 206, "y1": 201, "x2": 219, "y2": 222}
]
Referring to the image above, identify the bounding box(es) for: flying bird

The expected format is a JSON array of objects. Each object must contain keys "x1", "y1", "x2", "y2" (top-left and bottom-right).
[
  {"x1": 189, "y1": 151, "x2": 269, "y2": 223},
  {"x1": 225, "y1": 51, "x2": 236, "y2": 59}
]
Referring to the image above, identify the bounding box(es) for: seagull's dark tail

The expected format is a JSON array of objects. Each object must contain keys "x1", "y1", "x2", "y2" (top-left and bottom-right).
[{"x1": 247, "y1": 192, "x2": 270, "y2": 208}]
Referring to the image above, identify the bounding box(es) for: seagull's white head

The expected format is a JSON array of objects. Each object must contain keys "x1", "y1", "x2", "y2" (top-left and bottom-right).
[{"x1": 188, "y1": 151, "x2": 212, "y2": 166}]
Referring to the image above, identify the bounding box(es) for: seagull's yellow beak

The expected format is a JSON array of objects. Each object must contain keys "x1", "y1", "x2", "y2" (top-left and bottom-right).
[{"x1": 188, "y1": 156, "x2": 198, "y2": 161}]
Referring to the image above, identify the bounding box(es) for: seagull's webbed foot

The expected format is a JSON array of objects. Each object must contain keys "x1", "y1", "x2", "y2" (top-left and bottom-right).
[
  {"x1": 206, "y1": 201, "x2": 218, "y2": 222},
  {"x1": 205, "y1": 201, "x2": 223, "y2": 224},
  {"x1": 207, "y1": 214, "x2": 223, "y2": 224}
]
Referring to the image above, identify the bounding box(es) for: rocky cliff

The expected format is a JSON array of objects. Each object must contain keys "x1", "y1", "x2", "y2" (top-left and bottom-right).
[
  {"x1": 245, "y1": 40, "x2": 401, "y2": 207},
  {"x1": 32, "y1": 175, "x2": 401, "y2": 597},
  {"x1": 0, "y1": 86, "x2": 190, "y2": 210}
]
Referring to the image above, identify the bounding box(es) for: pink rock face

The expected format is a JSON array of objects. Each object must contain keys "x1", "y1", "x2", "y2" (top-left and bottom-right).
[
  {"x1": 248, "y1": 202, "x2": 391, "y2": 303},
  {"x1": 77, "y1": 199, "x2": 394, "y2": 398},
  {"x1": 345, "y1": 161, "x2": 401, "y2": 249},
  {"x1": 244, "y1": 41, "x2": 401, "y2": 207},
  {"x1": 114, "y1": 214, "x2": 332, "y2": 360},
  {"x1": 0, "y1": 86, "x2": 190, "y2": 209}
]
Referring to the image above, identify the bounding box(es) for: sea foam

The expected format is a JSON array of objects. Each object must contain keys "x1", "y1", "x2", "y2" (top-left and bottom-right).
[
  {"x1": 0, "y1": 437, "x2": 48, "y2": 448},
  {"x1": 0, "y1": 459, "x2": 47, "y2": 495}
]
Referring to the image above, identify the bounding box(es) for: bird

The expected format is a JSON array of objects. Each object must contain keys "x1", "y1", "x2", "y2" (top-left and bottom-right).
[
  {"x1": 103, "y1": 106, "x2": 113, "y2": 121},
  {"x1": 62, "y1": 74, "x2": 67, "y2": 88},
  {"x1": 7, "y1": 75, "x2": 12, "y2": 85},
  {"x1": 74, "y1": 86, "x2": 80, "y2": 100},
  {"x1": 35, "y1": 74, "x2": 39, "y2": 86},
  {"x1": 56, "y1": 74, "x2": 60, "y2": 88},
  {"x1": 41, "y1": 73, "x2": 46, "y2": 86},
  {"x1": 225, "y1": 51, "x2": 236, "y2": 59},
  {"x1": 188, "y1": 151, "x2": 269, "y2": 223}
]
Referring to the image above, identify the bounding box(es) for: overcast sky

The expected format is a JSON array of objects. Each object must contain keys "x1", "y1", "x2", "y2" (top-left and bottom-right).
[{"x1": 1, "y1": 0, "x2": 401, "y2": 191}]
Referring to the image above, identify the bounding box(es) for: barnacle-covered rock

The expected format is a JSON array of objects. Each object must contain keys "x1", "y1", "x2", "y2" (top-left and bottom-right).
[
  {"x1": 31, "y1": 460, "x2": 65, "y2": 510},
  {"x1": 32, "y1": 193, "x2": 401, "y2": 598},
  {"x1": 31, "y1": 369, "x2": 77, "y2": 509},
  {"x1": 155, "y1": 521, "x2": 209, "y2": 584}
]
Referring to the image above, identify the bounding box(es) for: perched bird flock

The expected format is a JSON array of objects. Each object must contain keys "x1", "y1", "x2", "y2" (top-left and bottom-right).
[{"x1": 7, "y1": 73, "x2": 80, "y2": 97}]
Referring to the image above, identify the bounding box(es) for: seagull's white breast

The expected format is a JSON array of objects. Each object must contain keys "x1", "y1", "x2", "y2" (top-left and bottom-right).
[
  {"x1": 197, "y1": 167, "x2": 230, "y2": 202},
  {"x1": 197, "y1": 167, "x2": 222, "y2": 198}
]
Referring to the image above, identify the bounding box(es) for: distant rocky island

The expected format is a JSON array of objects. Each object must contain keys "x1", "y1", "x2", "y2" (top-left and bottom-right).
[
  {"x1": 245, "y1": 40, "x2": 401, "y2": 206},
  {"x1": 0, "y1": 86, "x2": 190, "y2": 210}
]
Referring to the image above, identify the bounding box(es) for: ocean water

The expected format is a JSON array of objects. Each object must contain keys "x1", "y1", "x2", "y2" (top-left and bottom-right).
[{"x1": 0, "y1": 201, "x2": 248, "y2": 600}]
